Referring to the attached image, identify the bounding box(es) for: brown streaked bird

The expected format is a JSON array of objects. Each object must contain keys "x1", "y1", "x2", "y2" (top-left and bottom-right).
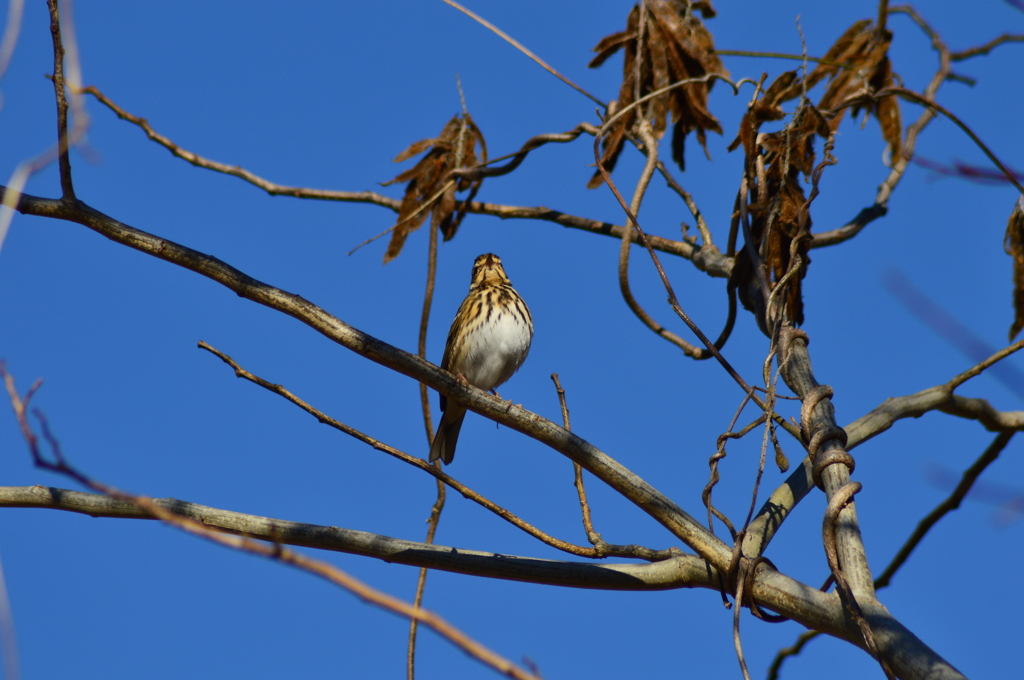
[{"x1": 429, "y1": 253, "x2": 533, "y2": 465}]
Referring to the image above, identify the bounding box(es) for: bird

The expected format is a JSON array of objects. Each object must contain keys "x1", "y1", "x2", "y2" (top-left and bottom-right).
[{"x1": 429, "y1": 253, "x2": 533, "y2": 465}]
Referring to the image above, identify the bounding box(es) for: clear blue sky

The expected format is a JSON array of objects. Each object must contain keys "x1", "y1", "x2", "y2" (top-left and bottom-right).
[{"x1": 1, "y1": 1, "x2": 1022, "y2": 678}]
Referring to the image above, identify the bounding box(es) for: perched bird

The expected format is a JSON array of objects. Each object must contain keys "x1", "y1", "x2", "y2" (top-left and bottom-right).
[{"x1": 429, "y1": 253, "x2": 533, "y2": 465}]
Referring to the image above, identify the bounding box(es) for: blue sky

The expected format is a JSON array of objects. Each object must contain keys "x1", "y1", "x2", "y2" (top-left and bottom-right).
[{"x1": 1, "y1": 1, "x2": 1022, "y2": 678}]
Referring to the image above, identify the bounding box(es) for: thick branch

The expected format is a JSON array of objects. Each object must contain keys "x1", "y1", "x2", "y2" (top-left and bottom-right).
[
  {"x1": 777, "y1": 330, "x2": 874, "y2": 599},
  {"x1": 0, "y1": 482, "x2": 963, "y2": 680},
  {"x1": 0, "y1": 485, "x2": 710, "y2": 591},
  {"x1": 0, "y1": 186, "x2": 730, "y2": 570},
  {"x1": 747, "y1": 390, "x2": 1024, "y2": 563}
]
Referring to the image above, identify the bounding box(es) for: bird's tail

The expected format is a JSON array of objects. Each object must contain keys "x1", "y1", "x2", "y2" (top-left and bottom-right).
[{"x1": 428, "y1": 406, "x2": 466, "y2": 465}]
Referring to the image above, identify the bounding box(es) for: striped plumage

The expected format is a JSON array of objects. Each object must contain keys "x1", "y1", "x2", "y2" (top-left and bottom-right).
[{"x1": 429, "y1": 253, "x2": 533, "y2": 465}]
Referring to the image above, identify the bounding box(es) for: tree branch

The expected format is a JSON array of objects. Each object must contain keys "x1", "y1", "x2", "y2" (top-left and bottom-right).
[
  {"x1": 77, "y1": 83, "x2": 722, "y2": 271},
  {"x1": 874, "y1": 431, "x2": 1016, "y2": 589},
  {"x1": 198, "y1": 340, "x2": 672, "y2": 562},
  {"x1": 0, "y1": 186, "x2": 730, "y2": 568},
  {"x1": 0, "y1": 485, "x2": 709, "y2": 591},
  {"x1": 746, "y1": 337, "x2": 1024, "y2": 558}
]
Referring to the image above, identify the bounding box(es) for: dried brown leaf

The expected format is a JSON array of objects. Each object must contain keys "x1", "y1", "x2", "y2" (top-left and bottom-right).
[
  {"x1": 391, "y1": 138, "x2": 437, "y2": 164},
  {"x1": 1006, "y1": 198, "x2": 1024, "y2": 341},
  {"x1": 727, "y1": 71, "x2": 801, "y2": 158},
  {"x1": 588, "y1": 0, "x2": 727, "y2": 187},
  {"x1": 809, "y1": 19, "x2": 902, "y2": 158},
  {"x1": 732, "y1": 101, "x2": 829, "y2": 328},
  {"x1": 589, "y1": 29, "x2": 634, "y2": 69},
  {"x1": 382, "y1": 113, "x2": 487, "y2": 263}
]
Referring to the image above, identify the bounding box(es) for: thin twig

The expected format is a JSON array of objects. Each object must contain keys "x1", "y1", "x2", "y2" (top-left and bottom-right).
[
  {"x1": 551, "y1": 374, "x2": 600, "y2": 546},
  {"x1": 407, "y1": 475, "x2": 446, "y2": 680},
  {"x1": 731, "y1": 557, "x2": 753, "y2": 680},
  {"x1": 441, "y1": 0, "x2": 604, "y2": 108},
  {"x1": 654, "y1": 160, "x2": 714, "y2": 247},
  {"x1": 616, "y1": 122, "x2": 706, "y2": 356},
  {"x1": 874, "y1": 431, "x2": 1015, "y2": 589},
  {"x1": 766, "y1": 630, "x2": 821, "y2": 680},
  {"x1": 48, "y1": 0, "x2": 75, "y2": 200},
  {"x1": 418, "y1": 189, "x2": 440, "y2": 444},
  {"x1": 77, "y1": 83, "x2": 718, "y2": 269},
  {"x1": 196, "y1": 342, "x2": 672, "y2": 562},
  {"x1": 1, "y1": 369, "x2": 541, "y2": 680},
  {"x1": 712, "y1": 49, "x2": 847, "y2": 68},
  {"x1": 949, "y1": 33, "x2": 1024, "y2": 61},
  {"x1": 704, "y1": 390, "x2": 761, "y2": 542}
]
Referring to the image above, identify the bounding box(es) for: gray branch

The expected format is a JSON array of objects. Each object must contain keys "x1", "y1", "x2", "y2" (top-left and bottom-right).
[
  {"x1": 0, "y1": 486, "x2": 711, "y2": 591},
  {"x1": 0, "y1": 189, "x2": 969, "y2": 680}
]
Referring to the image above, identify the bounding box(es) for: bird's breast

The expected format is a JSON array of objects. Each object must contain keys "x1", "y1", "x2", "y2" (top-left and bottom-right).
[{"x1": 454, "y1": 309, "x2": 532, "y2": 391}]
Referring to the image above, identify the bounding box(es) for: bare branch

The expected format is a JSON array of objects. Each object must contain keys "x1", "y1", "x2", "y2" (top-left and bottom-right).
[
  {"x1": 552, "y1": 374, "x2": 602, "y2": 549},
  {"x1": 777, "y1": 329, "x2": 873, "y2": 599},
  {"x1": 78, "y1": 84, "x2": 724, "y2": 270},
  {"x1": 748, "y1": 337, "x2": 1024, "y2": 559},
  {"x1": 196, "y1": 341, "x2": 638, "y2": 559},
  {"x1": 3, "y1": 190, "x2": 730, "y2": 567},
  {"x1": 441, "y1": 0, "x2": 604, "y2": 107},
  {"x1": 0, "y1": 485, "x2": 709, "y2": 591},
  {"x1": 950, "y1": 33, "x2": 1024, "y2": 61},
  {"x1": 874, "y1": 431, "x2": 1016, "y2": 589}
]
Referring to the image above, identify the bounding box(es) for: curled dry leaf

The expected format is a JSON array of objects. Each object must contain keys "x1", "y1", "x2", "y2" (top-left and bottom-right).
[
  {"x1": 808, "y1": 19, "x2": 902, "y2": 159},
  {"x1": 1006, "y1": 197, "x2": 1024, "y2": 341},
  {"x1": 727, "y1": 70, "x2": 800, "y2": 159},
  {"x1": 731, "y1": 84, "x2": 832, "y2": 331},
  {"x1": 588, "y1": 0, "x2": 727, "y2": 188},
  {"x1": 381, "y1": 113, "x2": 487, "y2": 263}
]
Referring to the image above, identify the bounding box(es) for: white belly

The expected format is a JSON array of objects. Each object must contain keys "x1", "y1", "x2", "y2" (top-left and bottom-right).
[{"x1": 454, "y1": 311, "x2": 532, "y2": 392}]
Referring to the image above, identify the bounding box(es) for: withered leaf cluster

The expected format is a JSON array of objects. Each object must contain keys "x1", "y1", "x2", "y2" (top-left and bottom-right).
[
  {"x1": 731, "y1": 78, "x2": 832, "y2": 330},
  {"x1": 806, "y1": 19, "x2": 902, "y2": 158},
  {"x1": 1006, "y1": 198, "x2": 1024, "y2": 341},
  {"x1": 728, "y1": 16, "x2": 903, "y2": 331},
  {"x1": 588, "y1": 0, "x2": 726, "y2": 188},
  {"x1": 381, "y1": 113, "x2": 487, "y2": 263}
]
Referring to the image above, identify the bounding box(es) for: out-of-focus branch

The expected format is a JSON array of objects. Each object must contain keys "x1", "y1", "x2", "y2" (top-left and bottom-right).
[
  {"x1": 0, "y1": 0, "x2": 90, "y2": 255},
  {"x1": 950, "y1": 33, "x2": 1024, "y2": 61},
  {"x1": 875, "y1": 86, "x2": 1024, "y2": 196},
  {"x1": 874, "y1": 431, "x2": 1016, "y2": 589}
]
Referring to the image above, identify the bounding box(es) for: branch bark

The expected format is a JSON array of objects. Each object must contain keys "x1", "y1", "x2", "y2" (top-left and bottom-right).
[
  {"x1": 0, "y1": 186, "x2": 731, "y2": 570},
  {"x1": 0, "y1": 485, "x2": 712, "y2": 591}
]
